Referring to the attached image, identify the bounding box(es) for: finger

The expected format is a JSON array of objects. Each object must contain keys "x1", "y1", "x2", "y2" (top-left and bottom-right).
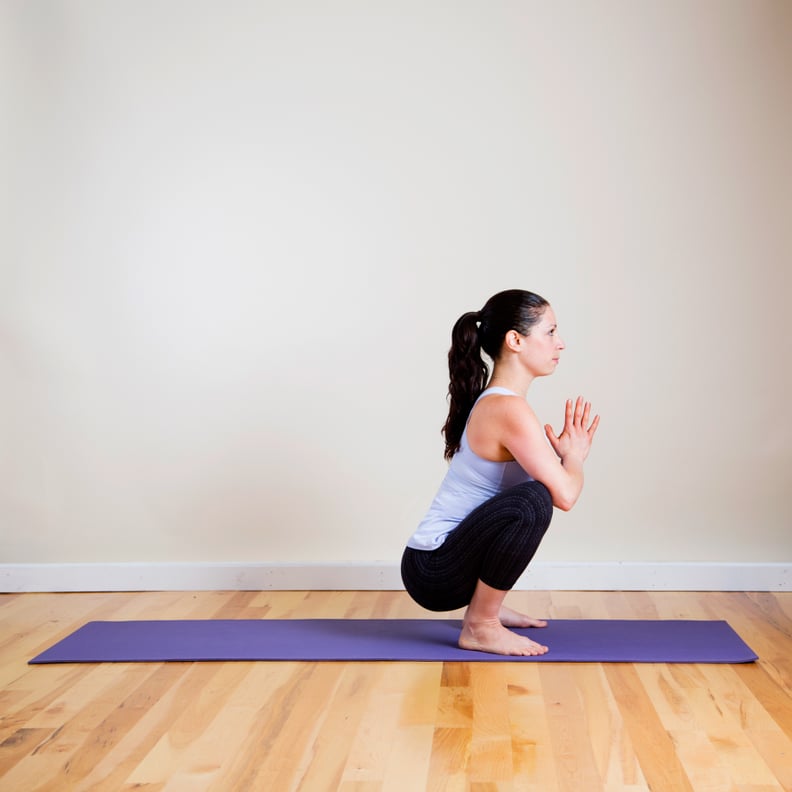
[
  {"x1": 573, "y1": 396, "x2": 585, "y2": 426},
  {"x1": 581, "y1": 400, "x2": 592, "y2": 426},
  {"x1": 563, "y1": 399, "x2": 573, "y2": 429},
  {"x1": 545, "y1": 424, "x2": 561, "y2": 454},
  {"x1": 588, "y1": 414, "x2": 600, "y2": 436}
]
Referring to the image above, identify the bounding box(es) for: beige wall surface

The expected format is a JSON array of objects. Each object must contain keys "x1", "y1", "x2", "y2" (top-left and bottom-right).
[{"x1": 2, "y1": 1, "x2": 791, "y2": 567}]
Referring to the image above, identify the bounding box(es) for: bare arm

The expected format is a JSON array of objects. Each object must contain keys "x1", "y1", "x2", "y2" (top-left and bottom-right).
[{"x1": 501, "y1": 396, "x2": 599, "y2": 511}]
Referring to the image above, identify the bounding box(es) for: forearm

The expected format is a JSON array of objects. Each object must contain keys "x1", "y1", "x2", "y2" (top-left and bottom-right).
[{"x1": 554, "y1": 455, "x2": 585, "y2": 511}]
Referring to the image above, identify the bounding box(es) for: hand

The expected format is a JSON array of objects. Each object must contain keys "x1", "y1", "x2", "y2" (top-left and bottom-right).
[{"x1": 544, "y1": 396, "x2": 600, "y2": 462}]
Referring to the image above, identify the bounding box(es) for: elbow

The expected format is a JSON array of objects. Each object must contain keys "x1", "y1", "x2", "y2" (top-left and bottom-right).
[
  {"x1": 548, "y1": 470, "x2": 584, "y2": 512},
  {"x1": 553, "y1": 496, "x2": 575, "y2": 512},
  {"x1": 551, "y1": 489, "x2": 579, "y2": 512}
]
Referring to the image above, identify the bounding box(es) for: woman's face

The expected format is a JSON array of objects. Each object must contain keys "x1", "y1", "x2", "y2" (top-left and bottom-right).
[{"x1": 520, "y1": 307, "x2": 565, "y2": 377}]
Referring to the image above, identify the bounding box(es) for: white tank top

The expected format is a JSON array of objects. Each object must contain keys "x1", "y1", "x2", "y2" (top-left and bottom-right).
[{"x1": 406, "y1": 387, "x2": 534, "y2": 550}]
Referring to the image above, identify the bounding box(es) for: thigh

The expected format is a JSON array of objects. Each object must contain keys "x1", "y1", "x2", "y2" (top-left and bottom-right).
[{"x1": 440, "y1": 480, "x2": 553, "y2": 558}]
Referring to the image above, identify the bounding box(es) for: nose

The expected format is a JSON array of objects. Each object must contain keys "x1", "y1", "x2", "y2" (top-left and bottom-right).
[{"x1": 557, "y1": 335, "x2": 566, "y2": 349}]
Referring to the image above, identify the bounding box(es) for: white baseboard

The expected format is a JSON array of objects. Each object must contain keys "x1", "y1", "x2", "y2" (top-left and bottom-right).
[{"x1": 1, "y1": 561, "x2": 789, "y2": 593}]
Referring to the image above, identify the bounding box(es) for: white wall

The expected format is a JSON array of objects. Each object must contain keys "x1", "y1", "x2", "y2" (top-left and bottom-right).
[{"x1": 2, "y1": 2, "x2": 791, "y2": 580}]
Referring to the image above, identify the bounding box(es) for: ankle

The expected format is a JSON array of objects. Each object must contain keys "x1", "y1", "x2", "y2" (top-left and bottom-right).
[{"x1": 462, "y1": 614, "x2": 502, "y2": 629}]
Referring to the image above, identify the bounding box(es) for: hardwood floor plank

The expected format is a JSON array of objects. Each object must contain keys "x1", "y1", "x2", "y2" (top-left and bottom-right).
[
  {"x1": 244, "y1": 590, "x2": 310, "y2": 618},
  {"x1": 742, "y1": 729, "x2": 792, "y2": 791},
  {"x1": 426, "y1": 727, "x2": 472, "y2": 791},
  {"x1": 222, "y1": 662, "x2": 345, "y2": 790},
  {"x1": 734, "y1": 785, "x2": 786, "y2": 792},
  {"x1": 290, "y1": 664, "x2": 383, "y2": 791},
  {"x1": 379, "y1": 722, "x2": 436, "y2": 792},
  {"x1": 539, "y1": 665, "x2": 605, "y2": 791},
  {"x1": 467, "y1": 664, "x2": 513, "y2": 784},
  {"x1": 340, "y1": 667, "x2": 406, "y2": 787},
  {"x1": 667, "y1": 729, "x2": 740, "y2": 791},
  {"x1": 366, "y1": 663, "x2": 442, "y2": 791},
  {"x1": 545, "y1": 592, "x2": 583, "y2": 620},
  {"x1": 697, "y1": 664, "x2": 792, "y2": 790},
  {"x1": 571, "y1": 664, "x2": 647, "y2": 791},
  {"x1": 397, "y1": 663, "x2": 443, "y2": 727},
  {"x1": 735, "y1": 662, "x2": 792, "y2": 737},
  {"x1": 504, "y1": 665, "x2": 558, "y2": 792},
  {"x1": 436, "y1": 685, "x2": 473, "y2": 731},
  {"x1": 604, "y1": 663, "x2": 696, "y2": 792},
  {"x1": 0, "y1": 728, "x2": 53, "y2": 776}
]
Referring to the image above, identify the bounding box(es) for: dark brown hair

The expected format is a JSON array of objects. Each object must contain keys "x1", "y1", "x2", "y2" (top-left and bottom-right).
[{"x1": 441, "y1": 289, "x2": 549, "y2": 460}]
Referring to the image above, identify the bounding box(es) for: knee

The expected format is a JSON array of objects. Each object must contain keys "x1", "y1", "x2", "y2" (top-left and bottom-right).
[{"x1": 514, "y1": 481, "x2": 554, "y2": 527}]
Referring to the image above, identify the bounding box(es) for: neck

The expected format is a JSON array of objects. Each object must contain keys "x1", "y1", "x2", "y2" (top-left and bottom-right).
[{"x1": 487, "y1": 366, "x2": 534, "y2": 399}]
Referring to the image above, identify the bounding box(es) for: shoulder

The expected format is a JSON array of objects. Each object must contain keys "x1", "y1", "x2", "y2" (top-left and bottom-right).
[
  {"x1": 473, "y1": 392, "x2": 538, "y2": 426},
  {"x1": 496, "y1": 395, "x2": 543, "y2": 439},
  {"x1": 468, "y1": 393, "x2": 543, "y2": 452}
]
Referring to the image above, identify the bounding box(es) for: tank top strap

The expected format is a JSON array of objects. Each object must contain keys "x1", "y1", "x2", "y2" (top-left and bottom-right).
[{"x1": 475, "y1": 385, "x2": 518, "y2": 403}]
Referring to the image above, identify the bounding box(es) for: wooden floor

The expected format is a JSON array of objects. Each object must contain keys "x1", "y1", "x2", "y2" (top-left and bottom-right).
[{"x1": 1, "y1": 590, "x2": 791, "y2": 791}]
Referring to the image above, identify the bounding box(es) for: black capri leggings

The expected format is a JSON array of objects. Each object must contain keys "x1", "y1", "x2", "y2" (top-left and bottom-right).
[{"x1": 400, "y1": 480, "x2": 553, "y2": 612}]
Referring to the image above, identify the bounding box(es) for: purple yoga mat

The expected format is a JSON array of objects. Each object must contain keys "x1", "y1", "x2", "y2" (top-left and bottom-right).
[{"x1": 29, "y1": 619, "x2": 757, "y2": 664}]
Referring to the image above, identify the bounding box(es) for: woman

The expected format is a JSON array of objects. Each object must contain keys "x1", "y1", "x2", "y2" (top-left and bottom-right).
[{"x1": 401, "y1": 289, "x2": 599, "y2": 656}]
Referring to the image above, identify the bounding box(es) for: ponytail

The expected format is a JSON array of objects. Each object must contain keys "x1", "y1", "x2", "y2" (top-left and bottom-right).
[
  {"x1": 441, "y1": 311, "x2": 489, "y2": 460},
  {"x1": 440, "y1": 290, "x2": 549, "y2": 460}
]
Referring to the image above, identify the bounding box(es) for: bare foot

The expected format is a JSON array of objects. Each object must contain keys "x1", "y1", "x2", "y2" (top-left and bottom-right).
[
  {"x1": 498, "y1": 604, "x2": 547, "y2": 629},
  {"x1": 459, "y1": 617, "x2": 549, "y2": 656}
]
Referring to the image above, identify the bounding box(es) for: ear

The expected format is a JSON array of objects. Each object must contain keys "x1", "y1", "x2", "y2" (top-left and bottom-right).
[{"x1": 503, "y1": 330, "x2": 523, "y2": 353}]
